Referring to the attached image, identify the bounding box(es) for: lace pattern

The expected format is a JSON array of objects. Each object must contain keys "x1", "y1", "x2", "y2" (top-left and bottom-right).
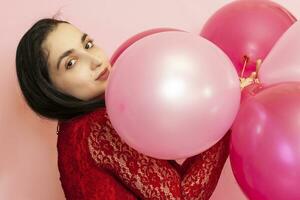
[
  {"x1": 62, "y1": 108, "x2": 231, "y2": 200},
  {"x1": 180, "y1": 132, "x2": 230, "y2": 200},
  {"x1": 88, "y1": 113, "x2": 182, "y2": 200}
]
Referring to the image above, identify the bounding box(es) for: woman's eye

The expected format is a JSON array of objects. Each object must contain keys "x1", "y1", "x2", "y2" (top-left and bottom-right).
[
  {"x1": 66, "y1": 59, "x2": 76, "y2": 69},
  {"x1": 85, "y1": 40, "x2": 94, "y2": 49}
]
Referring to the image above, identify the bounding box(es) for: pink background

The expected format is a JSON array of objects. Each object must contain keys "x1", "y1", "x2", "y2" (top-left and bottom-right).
[{"x1": 1, "y1": 0, "x2": 298, "y2": 199}]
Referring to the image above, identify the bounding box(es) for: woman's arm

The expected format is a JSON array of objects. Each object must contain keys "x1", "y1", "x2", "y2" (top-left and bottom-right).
[
  {"x1": 87, "y1": 111, "x2": 182, "y2": 200},
  {"x1": 180, "y1": 131, "x2": 230, "y2": 200},
  {"x1": 57, "y1": 118, "x2": 138, "y2": 200}
]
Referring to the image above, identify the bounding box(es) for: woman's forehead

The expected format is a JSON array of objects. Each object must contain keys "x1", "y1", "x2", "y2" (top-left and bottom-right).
[
  {"x1": 45, "y1": 23, "x2": 82, "y2": 51},
  {"x1": 43, "y1": 23, "x2": 83, "y2": 69}
]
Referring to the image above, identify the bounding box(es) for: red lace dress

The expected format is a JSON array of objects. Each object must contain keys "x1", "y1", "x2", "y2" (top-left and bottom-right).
[{"x1": 57, "y1": 107, "x2": 230, "y2": 200}]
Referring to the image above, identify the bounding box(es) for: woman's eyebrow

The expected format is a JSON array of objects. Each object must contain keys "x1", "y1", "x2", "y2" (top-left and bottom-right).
[
  {"x1": 56, "y1": 33, "x2": 88, "y2": 70},
  {"x1": 81, "y1": 33, "x2": 88, "y2": 43}
]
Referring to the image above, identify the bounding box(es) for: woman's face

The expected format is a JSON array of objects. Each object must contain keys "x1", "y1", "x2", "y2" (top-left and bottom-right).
[{"x1": 42, "y1": 23, "x2": 111, "y2": 101}]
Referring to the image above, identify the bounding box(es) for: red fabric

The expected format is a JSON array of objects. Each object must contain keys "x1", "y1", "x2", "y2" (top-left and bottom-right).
[
  {"x1": 57, "y1": 111, "x2": 137, "y2": 200},
  {"x1": 57, "y1": 107, "x2": 230, "y2": 200}
]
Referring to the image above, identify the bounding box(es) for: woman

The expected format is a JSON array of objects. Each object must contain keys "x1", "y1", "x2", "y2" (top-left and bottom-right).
[{"x1": 15, "y1": 17, "x2": 230, "y2": 200}]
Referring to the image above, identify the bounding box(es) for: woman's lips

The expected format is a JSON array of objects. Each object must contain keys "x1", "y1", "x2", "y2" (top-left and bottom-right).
[{"x1": 96, "y1": 68, "x2": 110, "y2": 81}]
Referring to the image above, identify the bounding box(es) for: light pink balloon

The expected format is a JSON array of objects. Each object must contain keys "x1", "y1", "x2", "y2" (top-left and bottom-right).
[
  {"x1": 106, "y1": 31, "x2": 241, "y2": 160},
  {"x1": 110, "y1": 28, "x2": 183, "y2": 65},
  {"x1": 259, "y1": 21, "x2": 300, "y2": 85},
  {"x1": 231, "y1": 82, "x2": 300, "y2": 200},
  {"x1": 201, "y1": 0, "x2": 296, "y2": 77}
]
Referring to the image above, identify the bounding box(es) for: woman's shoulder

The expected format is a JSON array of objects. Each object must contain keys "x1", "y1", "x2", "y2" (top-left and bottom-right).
[
  {"x1": 56, "y1": 106, "x2": 109, "y2": 158},
  {"x1": 58, "y1": 107, "x2": 107, "y2": 132}
]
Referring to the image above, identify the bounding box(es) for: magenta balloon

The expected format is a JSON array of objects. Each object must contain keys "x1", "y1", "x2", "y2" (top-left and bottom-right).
[
  {"x1": 201, "y1": 0, "x2": 296, "y2": 77},
  {"x1": 110, "y1": 28, "x2": 183, "y2": 65},
  {"x1": 106, "y1": 31, "x2": 241, "y2": 159},
  {"x1": 241, "y1": 83, "x2": 264, "y2": 103},
  {"x1": 260, "y1": 21, "x2": 300, "y2": 85},
  {"x1": 231, "y1": 82, "x2": 300, "y2": 200}
]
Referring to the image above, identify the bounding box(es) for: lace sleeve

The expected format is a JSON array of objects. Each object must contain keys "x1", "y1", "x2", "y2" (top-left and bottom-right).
[
  {"x1": 87, "y1": 113, "x2": 182, "y2": 200},
  {"x1": 180, "y1": 131, "x2": 230, "y2": 200},
  {"x1": 57, "y1": 119, "x2": 138, "y2": 200}
]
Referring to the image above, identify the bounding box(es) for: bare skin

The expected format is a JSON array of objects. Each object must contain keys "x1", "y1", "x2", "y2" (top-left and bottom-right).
[{"x1": 42, "y1": 23, "x2": 112, "y2": 101}]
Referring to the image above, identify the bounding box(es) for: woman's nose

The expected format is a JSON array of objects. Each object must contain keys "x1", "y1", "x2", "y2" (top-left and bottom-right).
[
  {"x1": 92, "y1": 62, "x2": 102, "y2": 70},
  {"x1": 81, "y1": 51, "x2": 102, "y2": 70},
  {"x1": 90, "y1": 59, "x2": 102, "y2": 70}
]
